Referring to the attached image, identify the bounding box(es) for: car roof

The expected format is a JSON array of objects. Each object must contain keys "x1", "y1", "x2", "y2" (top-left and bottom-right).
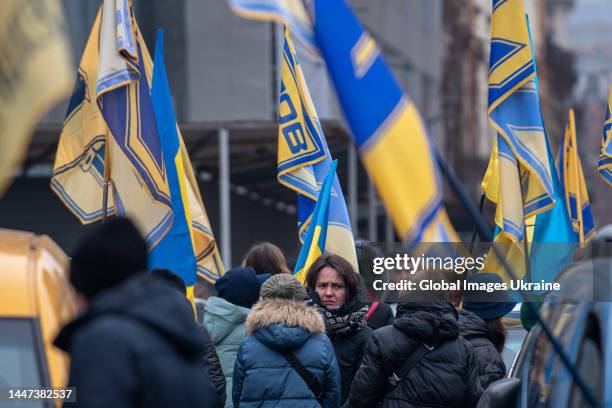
[
  {"x1": 556, "y1": 258, "x2": 612, "y2": 302},
  {"x1": 0, "y1": 229, "x2": 71, "y2": 317},
  {"x1": 0, "y1": 229, "x2": 35, "y2": 316},
  {"x1": 0, "y1": 228, "x2": 76, "y2": 389}
]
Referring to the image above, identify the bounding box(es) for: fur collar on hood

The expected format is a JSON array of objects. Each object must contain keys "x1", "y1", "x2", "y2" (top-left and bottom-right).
[{"x1": 246, "y1": 298, "x2": 325, "y2": 336}]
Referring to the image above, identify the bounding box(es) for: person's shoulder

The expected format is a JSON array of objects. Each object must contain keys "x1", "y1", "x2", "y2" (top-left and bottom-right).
[
  {"x1": 366, "y1": 325, "x2": 395, "y2": 350},
  {"x1": 355, "y1": 324, "x2": 373, "y2": 342},
  {"x1": 370, "y1": 322, "x2": 419, "y2": 353},
  {"x1": 307, "y1": 332, "x2": 333, "y2": 347},
  {"x1": 71, "y1": 314, "x2": 140, "y2": 350},
  {"x1": 303, "y1": 332, "x2": 336, "y2": 356},
  {"x1": 375, "y1": 301, "x2": 394, "y2": 314},
  {"x1": 456, "y1": 333, "x2": 478, "y2": 357},
  {"x1": 372, "y1": 322, "x2": 398, "y2": 338}
]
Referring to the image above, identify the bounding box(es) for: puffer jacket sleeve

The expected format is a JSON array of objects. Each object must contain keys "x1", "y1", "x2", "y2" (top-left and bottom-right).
[
  {"x1": 342, "y1": 334, "x2": 389, "y2": 408},
  {"x1": 352, "y1": 327, "x2": 372, "y2": 387},
  {"x1": 201, "y1": 327, "x2": 227, "y2": 408},
  {"x1": 382, "y1": 306, "x2": 394, "y2": 327},
  {"x1": 464, "y1": 342, "x2": 485, "y2": 407},
  {"x1": 478, "y1": 345, "x2": 506, "y2": 389},
  {"x1": 232, "y1": 342, "x2": 246, "y2": 408},
  {"x1": 321, "y1": 337, "x2": 342, "y2": 408}
]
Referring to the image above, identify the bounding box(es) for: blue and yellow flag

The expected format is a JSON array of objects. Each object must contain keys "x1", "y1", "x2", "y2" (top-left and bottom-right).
[
  {"x1": 228, "y1": 0, "x2": 458, "y2": 246},
  {"x1": 481, "y1": 1, "x2": 556, "y2": 281},
  {"x1": 311, "y1": 0, "x2": 458, "y2": 245},
  {"x1": 599, "y1": 84, "x2": 612, "y2": 185},
  {"x1": 278, "y1": 27, "x2": 358, "y2": 271},
  {"x1": 51, "y1": 0, "x2": 174, "y2": 248},
  {"x1": 149, "y1": 29, "x2": 222, "y2": 301},
  {"x1": 0, "y1": 0, "x2": 72, "y2": 197},
  {"x1": 557, "y1": 109, "x2": 595, "y2": 243},
  {"x1": 294, "y1": 160, "x2": 337, "y2": 284},
  {"x1": 227, "y1": 0, "x2": 318, "y2": 56}
]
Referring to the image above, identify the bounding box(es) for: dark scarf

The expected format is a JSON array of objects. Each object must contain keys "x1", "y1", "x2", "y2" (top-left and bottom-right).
[{"x1": 308, "y1": 291, "x2": 369, "y2": 338}]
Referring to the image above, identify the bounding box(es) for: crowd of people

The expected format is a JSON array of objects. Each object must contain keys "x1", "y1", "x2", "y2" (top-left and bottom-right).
[{"x1": 57, "y1": 217, "x2": 519, "y2": 407}]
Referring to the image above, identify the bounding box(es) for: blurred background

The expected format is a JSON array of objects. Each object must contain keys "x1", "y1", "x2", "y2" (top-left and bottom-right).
[{"x1": 0, "y1": 0, "x2": 610, "y2": 267}]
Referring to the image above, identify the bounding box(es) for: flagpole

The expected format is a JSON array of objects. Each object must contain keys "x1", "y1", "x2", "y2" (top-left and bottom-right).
[
  {"x1": 569, "y1": 109, "x2": 585, "y2": 244},
  {"x1": 102, "y1": 131, "x2": 111, "y2": 222},
  {"x1": 434, "y1": 146, "x2": 599, "y2": 407},
  {"x1": 522, "y1": 228, "x2": 531, "y2": 282},
  {"x1": 469, "y1": 192, "x2": 485, "y2": 253},
  {"x1": 517, "y1": 166, "x2": 532, "y2": 282}
]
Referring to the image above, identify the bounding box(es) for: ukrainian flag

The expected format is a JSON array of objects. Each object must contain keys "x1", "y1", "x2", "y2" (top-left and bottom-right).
[
  {"x1": 557, "y1": 109, "x2": 595, "y2": 243},
  {"x1": 294, "y1": 160, "x2": 337, "y2": 284},
  {"x1": 598, "y1": 84, "x2": 612, "y2": 185},
  {"x1": 149, "y1": 29, "x2": 222, "y2": 302},
  {"x1": 227, "y1": 0, "x2": 458, "y2": 246},
  {"x1": 481, "y1": 1, "x2": 555, "y2": 281},
  {"x1": 277, "y1": 27, "x2": 358, "y2": 271},
  {"x1": 311, "y1": 0, "x2": 458, "y2": 244}
]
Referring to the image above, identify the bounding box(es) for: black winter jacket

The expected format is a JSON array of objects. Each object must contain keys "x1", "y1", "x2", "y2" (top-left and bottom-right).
[
  {"x1": 201, "y1": 326, "x2": 227, "y2": 407},
  {"x1": 55, "y1": 273, "x2": 218, "y2": 408},
  {"x1": 343, "y1": 301, "x2": 483, "y2": 408},
  {"x1": 365, "y1": 300, "x2": 394, "y2": 331},
  {"x1": 332, "y1": 322, "x2": 372, "y2": 403},
  {"x1": 311, "y1": 294, "x2": 373, "y2": 403},
  {"x1": 458, "y1": 309, "x2": 506, "y2": 389}
]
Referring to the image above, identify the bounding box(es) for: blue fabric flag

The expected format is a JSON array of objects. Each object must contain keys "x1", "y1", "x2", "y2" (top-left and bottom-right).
[
  {"x1": 529, "y1": 137, "x2": 578, "y2": 286},
  {"x1": 293, "y1": 160, "x2": 337, "y2": 284},
  {"x1": 149, "y1": 29, "x2": 198, "y2": 287}
]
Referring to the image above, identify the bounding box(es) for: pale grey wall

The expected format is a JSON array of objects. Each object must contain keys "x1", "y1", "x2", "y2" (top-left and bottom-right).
[{"x1": 184, "y1": 0, "x2": 275, "y2": 121}]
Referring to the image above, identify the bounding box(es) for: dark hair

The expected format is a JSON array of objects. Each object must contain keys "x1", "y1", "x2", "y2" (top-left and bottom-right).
[
  {"x1": 486, "y1": 317, "x2": 508, "y2": 353},
  {"x1": 151, "y1": 268, "x2": 186, "y2": 293},
  {"x1": 305, "y1": 254, "x2": 359, "y2": 302},
  {"x1": 354, "y1": 239, "x2": 383, "y2": 301},
  {"x1": 242, "y1": 242, "x2": 290, "y2": 275},
  {"x1": 399, "y1": 270, "x2": 453, "y2": 303}
]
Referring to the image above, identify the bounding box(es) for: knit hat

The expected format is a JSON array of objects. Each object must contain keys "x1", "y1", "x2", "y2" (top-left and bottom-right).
[
  {"x1": 214, "y1": 267, "x2": 264, "y2": 308},
  {"x1": 462, "y1": 273, "x2": 516, "y2": 320},
  {"x1": 70, "y1": 217, "x2": 148, "y2": 299},
  {"x1": 260, "y1": 274, "x2": 307, "y2": 302}
]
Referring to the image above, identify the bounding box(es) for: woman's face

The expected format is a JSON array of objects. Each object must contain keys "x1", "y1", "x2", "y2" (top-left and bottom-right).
[{"x1": 315, "y1": 267, "x2": 347, "y2": 310}]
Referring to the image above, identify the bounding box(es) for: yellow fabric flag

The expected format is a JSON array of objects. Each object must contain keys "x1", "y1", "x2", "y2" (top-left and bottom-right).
[
  {"x1": 598, "y1": 84, "x2": 612, "y2": 185},
  {"x1": 51, "y1": 0, "x2": 222, "y2": 283},
  {"x1": 51, "y1": 2, "x2": 172, "y2": 247},
  {"x1": 481, "y1": 0, "x2": 556, "y2": 281},
  {"x1": 557, "y1": 109, "x2": 595, "y2": 243}
]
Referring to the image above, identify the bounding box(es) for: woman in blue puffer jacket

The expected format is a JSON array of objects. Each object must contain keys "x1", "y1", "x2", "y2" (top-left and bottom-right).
[{"x1": 232, "y1": 274, "x2": 341, "y2": 408}]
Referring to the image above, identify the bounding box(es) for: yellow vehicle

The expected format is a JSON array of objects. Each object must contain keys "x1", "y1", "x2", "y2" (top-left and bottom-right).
[{"x1": 0, "y1": 229, "x2": 76, "y2": 400}]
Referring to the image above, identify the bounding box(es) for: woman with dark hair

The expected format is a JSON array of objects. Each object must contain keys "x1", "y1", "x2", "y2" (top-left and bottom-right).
[
  {"x1": 305, "y1": 253, "x2": 372, "y2": 403},
  {"x1": 242, "y1": 242, "x2": 290, "y2": 275},
  {"x1": 460, "y1": 273, "x2": 515, "y2": 389}
]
